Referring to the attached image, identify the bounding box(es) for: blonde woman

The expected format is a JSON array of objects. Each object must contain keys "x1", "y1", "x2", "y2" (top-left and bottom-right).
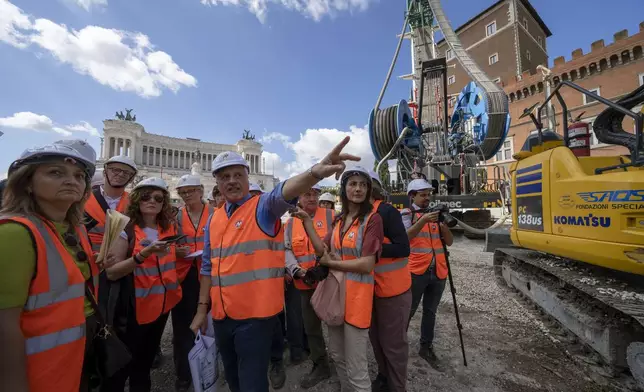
[{"x1": 0, "y1": 140, "x2": 100, "y2": 392}]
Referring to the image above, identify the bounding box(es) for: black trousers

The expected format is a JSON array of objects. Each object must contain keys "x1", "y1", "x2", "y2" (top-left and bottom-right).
[
  {"x1": 285, "y1": 281, "x2": 308, "y2": 357},
  {"x1": 172, "y1": 265, "x2": 200, "y2": 383},
  {"x1": 100, "y1": 312, "x2": 170, "y2": 392}
]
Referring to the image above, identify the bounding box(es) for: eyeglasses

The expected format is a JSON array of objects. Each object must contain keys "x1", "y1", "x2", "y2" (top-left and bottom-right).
[
  {"x1": 141, "y1": 193, "x2": 165, "y2": 203},
  {"x1": 63, "y1": 232, "x2": 89, "y2": 262},
  {"x1": 178, "y1": 189, "x2": 198, "y2": 197},
  {"x1": 108, "y1": 167, "x2": 135, "y2": 177}
]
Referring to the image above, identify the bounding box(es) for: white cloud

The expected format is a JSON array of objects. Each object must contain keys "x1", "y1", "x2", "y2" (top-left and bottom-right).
[
  {"x1": 0, "y1": 172, "x2": 6, "y2": 180},
  {"x1": 0, "y1": 0, "x2": 197, "y2": 98},
  {"x1": 261, "y1": 125, "x2": 373, "y2": 184},
  {"x1": 71, "y1": 0, "x2": 107, "y2": 11},
  {"x1": 0, "y1": 112, "x2": 99, "y2": 138},
  {"x1": 201, "y1": 0, "x2": 374, "y2": 23}
]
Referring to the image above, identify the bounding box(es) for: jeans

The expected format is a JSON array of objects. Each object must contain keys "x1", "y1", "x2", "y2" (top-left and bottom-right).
[
  {"x1": 271, "y1": 312, "x2": 285, "y2": 363},
  {"x1": 408, "y1": 264, "x2": 446, "y2": 347},
  {"x1": 214, "y1": 316, "x2": 278, "y2": 392},
  {"x1": 171, "y1": 264, "x2": 200, "y2": 383}
]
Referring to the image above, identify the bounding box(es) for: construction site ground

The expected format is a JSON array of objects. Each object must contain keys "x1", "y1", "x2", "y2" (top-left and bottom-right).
[{"x1": 149, "y1": 233, "x2": 623, "y2": 392}]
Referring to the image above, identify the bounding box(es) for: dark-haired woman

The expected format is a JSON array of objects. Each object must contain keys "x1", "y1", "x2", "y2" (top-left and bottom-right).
[
  {"x1": 0, "y1": 140, "x2": 101, "y2": 392},
  {"x1": 102, "y1": 177, "x2": 182, "y2": 392},
  {"x1": 299, "y1": 166, "x2": 383, "y2": 392}
]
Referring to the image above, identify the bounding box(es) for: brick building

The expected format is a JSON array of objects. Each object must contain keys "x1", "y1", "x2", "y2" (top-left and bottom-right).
[{"x1": 425, "y1": 0, "x2": 644, "y2": 178}]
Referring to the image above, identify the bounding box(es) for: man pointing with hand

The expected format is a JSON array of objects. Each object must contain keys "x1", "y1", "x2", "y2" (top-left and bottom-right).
[{"x1": 191, "y1": 137, "x2": 360, "y2": 392}]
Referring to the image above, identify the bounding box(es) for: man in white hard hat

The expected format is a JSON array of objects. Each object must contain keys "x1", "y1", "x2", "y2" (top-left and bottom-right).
[
  {"x1": 401, "y1": 179, "x2": 453, "y2": 371},
  {"x1": 190, "y1": 137, "x2": 360, "y2": 392},
  {"x1": 84, "y1": 155, "x2": 137, "y2": 254},
  {"x1": 318, "y1": 192, "x2": 335, "y2": 210},
  {"x1": 284, "y1": 183, "x2": 334, "y2": 388},
  {"x1": 172, "y1": 175, "x2": 213, "y2": 391},
  {"x1": 368, "y1": 170, "x2": 412, "y2": 392}
]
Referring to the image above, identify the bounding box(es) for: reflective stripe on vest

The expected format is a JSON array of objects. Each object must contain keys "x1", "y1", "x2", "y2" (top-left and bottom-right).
[
  {"x1": 285, "y1": 207, "x2": 334, "y2": 290},
  {"x1": 77, "y1": 225, "x2": 100, "y2": 296},
  {"x1": 132, "y1": 225, "x2": 183, "y2": 324},
  {"x1": 408, "y1": 215, "x2": 447, "y2": 278},
  {"x1": 371, "y1": 200, "x2": 411, "y2": 297},
  {"x1": 209, "y1": 196, "x2": 285, "y2": 320},
  {"x1": 176, "y1": 204, "x2": 213, "y2": 281},
  {"x1": 0, "y1": 214, "x2": 87, "y2": 392},
  {"x1": 330, "y1": 211, "x2": 376, "y2": 329}
]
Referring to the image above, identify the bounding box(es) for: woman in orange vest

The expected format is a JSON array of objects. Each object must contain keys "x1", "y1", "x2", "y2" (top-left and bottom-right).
[
  {"x1": 402, "y1": 179, "x2": 453, "y2": 371},
  {"x1": 301, "y1": 166, "x2": 384, "y2": 392},
  {"x1": 0, "y1": 140, "x2": 102, "y2": 392},
  {"x1": 172, "y1": 174, "x2": 212, "y2": 391},
  {"x1": 102, "y1": 177, "x2": 182, "y2": 392}
]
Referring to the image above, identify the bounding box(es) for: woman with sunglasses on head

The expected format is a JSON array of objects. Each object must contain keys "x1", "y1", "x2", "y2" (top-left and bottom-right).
[
  {"x1": 0, "y1": 140, "x2": 102, "y2": 392},
  {"x1": 101, "y1": 177, "x2": 182, "y2": 392}
]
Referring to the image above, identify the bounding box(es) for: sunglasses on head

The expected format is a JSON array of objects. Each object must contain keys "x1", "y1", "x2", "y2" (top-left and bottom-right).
[
  {"x1": 63, "y1": 232, "x2": 89, "y2": 262},
  {"x1": 141, "y1": 193, "x2": 165, "y2": 203}
]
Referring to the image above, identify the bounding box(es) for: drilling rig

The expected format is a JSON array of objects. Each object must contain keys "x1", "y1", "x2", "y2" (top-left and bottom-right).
[{"x1": 369, "y1": 0, "x2": 512, "y2": 236}]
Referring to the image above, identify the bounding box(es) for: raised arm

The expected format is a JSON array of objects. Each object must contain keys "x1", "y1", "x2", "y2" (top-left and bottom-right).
[{"x1": 282, "y1": 136, "x2": 360, "y2": 201}]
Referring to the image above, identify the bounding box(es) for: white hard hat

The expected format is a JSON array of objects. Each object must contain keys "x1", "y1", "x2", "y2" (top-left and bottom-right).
[
  {"x1": 106, "y1": 155, "x2": 137, "y2": 172},
  {"x1": 211, "y1": 151, "x2": 249, "y2": 175},
  {"x1": 407, "y1": 178, "x2": 433, "y2": 194},
  {"x1": 176, "y1": 174, "x2": 201, "y2": 189},
  {"x1": 91, "y1": 170, "x2": 105, "y2": 187},
  {"x1": 249, "y1": 182, "x2": 262, "y2": 192},
  {"x1": 311, "y1": 183, "x2": 322, "y2": 192},
  {"x1": 133, "y1": 177, "x2": 168, "y2": 192},
  {"x1": 369, "y1": 169, "x2": 382, "y2": 187},
  {"x1": 319, "y1": 192, "x2": 335, "y2": 203},
  {"x1": 9, "y1": 139, "x2": 97, "y2": 177},
  {"x1": 340, "y1": 165, "x2": 372, "y2": 185}
]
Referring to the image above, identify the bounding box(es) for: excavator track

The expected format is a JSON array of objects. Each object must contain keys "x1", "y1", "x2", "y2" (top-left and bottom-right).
[{"x1": 493, "y1": 247, "x2": 644, "y2": 391}]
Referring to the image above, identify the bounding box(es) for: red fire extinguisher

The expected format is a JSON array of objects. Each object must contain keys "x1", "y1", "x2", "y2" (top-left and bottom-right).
[{"x1": 568, "y1": 111, "x2": 591, "y2": 157}]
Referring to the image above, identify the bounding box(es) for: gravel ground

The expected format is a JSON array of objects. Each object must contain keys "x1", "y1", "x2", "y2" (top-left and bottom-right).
[{"x1": 148, "y1": 234, "x2": 619, "y2": 392}]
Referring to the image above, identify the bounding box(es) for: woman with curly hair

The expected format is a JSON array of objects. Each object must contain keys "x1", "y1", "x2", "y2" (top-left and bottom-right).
[{"x1": 101, "y1": 177, "x2": 183, "y2": 392}]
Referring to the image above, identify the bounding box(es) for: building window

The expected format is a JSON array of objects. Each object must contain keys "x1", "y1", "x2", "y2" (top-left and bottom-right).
[
  {"x1": 486, "y1": 21, "x2": 497, "y2": 37},
  {"x1": 448, "y1": 75, "x2": 455, "y2": 85},
  {"x1": 489, "y1": 53, "x2": 498, "y2": 65},
  {"x1": 523, "y1": 18, "x2": 528, "y2": 30},
  {"x1": 493, "y1": 77, "x2": 501, "y2": 84},
  {"x1": 583, "y1": 88, "x2": 600, "y2": 105},
  {"x1": 537, "y1": 36, "x2": 543, "y2": 47},
  {"x1": 446, "y1": 49, "x2": 454, "y2": 60},
  {"x1": 448, "y1": 96, "x2": 457, "y2": 108},
  {"x1": 526, "y1": 50, "x2": 531, "y2": 61},
  {"x1": 495, "y1": 138, "x2": 514, "y2": 162},
  {"x1": 639, "y1": 73, "x2": 644, "y2": 86}
]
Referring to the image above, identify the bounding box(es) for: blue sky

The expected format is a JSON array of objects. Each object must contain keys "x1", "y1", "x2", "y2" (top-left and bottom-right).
[{"x1": 0, "y1": 0, "x2": 641, "y2": 181}]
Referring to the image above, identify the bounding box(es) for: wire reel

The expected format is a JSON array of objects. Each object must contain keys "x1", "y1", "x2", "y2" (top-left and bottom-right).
[{"x1": 368, "y1": 100, "x2": 418, "y2": 162}]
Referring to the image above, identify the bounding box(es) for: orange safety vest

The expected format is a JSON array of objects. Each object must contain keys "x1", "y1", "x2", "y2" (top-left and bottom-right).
[
  {"x1": 176, "y1": 203, "x2": 214, "y2": 282},
  {"x1": 285, "y1": 207, "x2": 334, "y2": 290},
  {"x1": 1, "y1": 214, "x2": 87, "y2": 392},
  {"x1": 408, "y1": 213, "x2": 447, "y2": 279},
  {"x1": 371, "y1": 200, "x2": 411, "y2": 298},
  {"x1": 208, "y1": 196, "x2": 285, "y2": 320},
  {"x1": 132, "y1": 224, "x2": 182, "y2": 325},
  {"x1": 330, "y1": 211, "x2": 377, "y2": 329},
  {"x1": 84, "y1": 188, "x2": 129, "y2": 253}
]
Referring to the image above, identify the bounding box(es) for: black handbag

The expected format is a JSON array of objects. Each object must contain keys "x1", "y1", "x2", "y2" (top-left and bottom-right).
[{"x1": 85, "y1": 285, "x2": 132, "y2": 379}]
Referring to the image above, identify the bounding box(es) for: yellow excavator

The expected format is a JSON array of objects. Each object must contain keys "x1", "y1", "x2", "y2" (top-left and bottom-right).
[{"x1": 494, "y1": 81, "x2": 644, "y2": 389}]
